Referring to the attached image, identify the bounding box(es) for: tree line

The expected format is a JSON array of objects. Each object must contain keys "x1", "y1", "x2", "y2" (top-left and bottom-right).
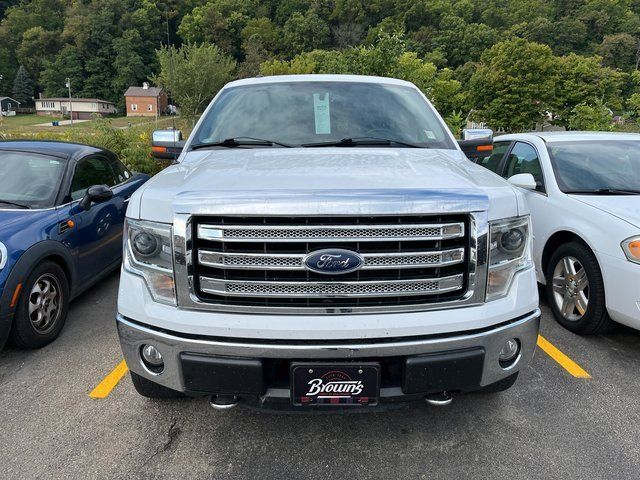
[{"x1": 2, "y1": 0, "x2": 640, "y2": 132}]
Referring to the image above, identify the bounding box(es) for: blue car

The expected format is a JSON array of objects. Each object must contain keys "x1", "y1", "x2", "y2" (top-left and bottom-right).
[{"x1": 0, "y1": 141, "x2": 149, "y2": 350}]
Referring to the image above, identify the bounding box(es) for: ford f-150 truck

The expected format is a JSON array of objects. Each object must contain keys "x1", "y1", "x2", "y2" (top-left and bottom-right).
[{"x1": 117, "y1": 75, "x2": 540, "y2": 411}]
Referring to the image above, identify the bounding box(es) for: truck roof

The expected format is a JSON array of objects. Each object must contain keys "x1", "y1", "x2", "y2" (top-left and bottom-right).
[{"x1": 224, "y1": 74, "x2": 416, "y2": 89}]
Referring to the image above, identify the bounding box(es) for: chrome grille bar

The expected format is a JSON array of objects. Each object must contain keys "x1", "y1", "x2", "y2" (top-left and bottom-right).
[
  {"x1": 197, "y1": 222, "x2": 464, "y2": 242},
  {"x1": 198, "y1": 248, "x2": 465, "y2": 270},
  {"x1": 199, "y1": 274, "x2": 464, "y2": 298}
]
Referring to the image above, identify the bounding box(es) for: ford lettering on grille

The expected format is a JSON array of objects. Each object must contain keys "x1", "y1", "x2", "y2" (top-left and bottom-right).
[{"x1": 304, "y1": 249, "x2": 364, "y2": 275}]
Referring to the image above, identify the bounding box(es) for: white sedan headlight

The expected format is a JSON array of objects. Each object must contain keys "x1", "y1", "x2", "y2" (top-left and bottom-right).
[
  {"x1": 124, "y1": 218, "x2": 176, "y2": 305},
  {"x1": 621, "y1": 236, "x2": 640, "y2": 264},
  {"x1": 486, "y1": 216, "x2": 532, "y2": 301}
]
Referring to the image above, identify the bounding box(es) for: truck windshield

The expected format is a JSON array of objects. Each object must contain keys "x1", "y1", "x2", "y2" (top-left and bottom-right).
[
  {"x1": 548, "y1": 140, "x2": 640, "y2": 194},
  {"x1": 193, "y1": 81, "x2": 455, "y2": 149},
  {"x1": 0, "y1": 151, "x2": 66, "y2": 208}
]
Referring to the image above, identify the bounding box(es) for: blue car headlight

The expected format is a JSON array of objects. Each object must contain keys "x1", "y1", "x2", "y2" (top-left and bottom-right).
[{"x1": 0, "y1": 241, "x2": 7, "y2": 270}]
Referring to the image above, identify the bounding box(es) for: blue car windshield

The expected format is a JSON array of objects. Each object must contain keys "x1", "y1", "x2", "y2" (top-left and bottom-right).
[
  {"x1": 0, "y1": 151, "x2": 66, "y2": 208},
  {"x1": 193, "y1": 81, "x2": 455, "y2": 149}
]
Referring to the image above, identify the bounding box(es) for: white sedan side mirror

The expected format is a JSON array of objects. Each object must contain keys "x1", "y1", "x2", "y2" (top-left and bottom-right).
[{"x1": 508, "y1": 173, "x2": 537, "y2": 190}]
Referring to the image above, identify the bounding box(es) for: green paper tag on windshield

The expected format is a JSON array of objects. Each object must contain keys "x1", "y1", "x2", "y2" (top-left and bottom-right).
[{"x1": 313, "y1": 93, "x2": 331, "y2": 134}]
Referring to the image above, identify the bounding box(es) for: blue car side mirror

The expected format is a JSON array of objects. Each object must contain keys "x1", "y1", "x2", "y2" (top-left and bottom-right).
[{"x1": 79, "y1": 184, "x2": 114, "y2": 211}]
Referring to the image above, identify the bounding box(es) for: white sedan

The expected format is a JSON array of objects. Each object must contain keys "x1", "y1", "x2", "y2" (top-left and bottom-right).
[{"x1": 476, "y1": 132, "x2": 640, "y2": 334}]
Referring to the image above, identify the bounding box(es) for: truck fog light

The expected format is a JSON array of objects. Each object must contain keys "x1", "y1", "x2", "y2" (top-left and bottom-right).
[
  {"x1": 141, "y1": 344, "x2": 164, "y2": 373},
  {"x1": 499, "y1": 338, "x2": 520, "y2": 367}
]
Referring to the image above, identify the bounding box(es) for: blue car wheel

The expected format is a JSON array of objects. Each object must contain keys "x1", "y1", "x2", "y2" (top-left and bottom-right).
[{"x1": 11, "y1": 261, "x2": 70, "y2": 349}]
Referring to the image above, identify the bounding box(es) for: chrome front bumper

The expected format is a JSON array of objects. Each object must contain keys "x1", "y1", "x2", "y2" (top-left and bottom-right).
[{"x1": 117, "y1": 309, "x2": 540, "y2": 399}]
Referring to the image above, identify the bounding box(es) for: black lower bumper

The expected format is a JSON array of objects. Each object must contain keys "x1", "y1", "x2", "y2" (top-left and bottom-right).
[{"x1": 180, "y1": 348, "x2": 486, "y2": 398}]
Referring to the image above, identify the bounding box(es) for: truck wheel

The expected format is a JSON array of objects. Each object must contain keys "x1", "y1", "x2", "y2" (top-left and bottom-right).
[
  {"x1": 546, "y1": 242, "x2": 612, "y2": 335},
  {"x1": 130, "y1": 371, "x2": 184, "y2": 399},
  {"x1": 10, "y1": 261, "x2": 70, "y2": 349},
  {"x1": 479, "y1": 372, "x2": 519, "y2": 393}
]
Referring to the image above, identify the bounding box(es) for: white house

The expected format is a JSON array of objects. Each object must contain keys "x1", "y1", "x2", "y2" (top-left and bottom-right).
[
  {"x1": 35, "y1": 97, "x2": 116, "y2": 119},
  {"x1": 0, "y1": 96, "x2": 20, "y2": 116}
]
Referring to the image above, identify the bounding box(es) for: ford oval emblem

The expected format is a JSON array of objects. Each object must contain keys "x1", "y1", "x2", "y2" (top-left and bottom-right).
[{"x1": 304, "y1": 249, "x2": 364, "y2": 275}]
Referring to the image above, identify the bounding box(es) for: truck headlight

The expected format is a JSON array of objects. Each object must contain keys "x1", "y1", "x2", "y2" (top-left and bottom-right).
[
  {"x1": 486, "y1": 216, "x2": 532, "y2": 301},
  {"x1": 124, "y1": 218, "x2": 176, "y2": 305},
  {"x1": 621, "y1": 236, "x2": 640, "y2": 264}
]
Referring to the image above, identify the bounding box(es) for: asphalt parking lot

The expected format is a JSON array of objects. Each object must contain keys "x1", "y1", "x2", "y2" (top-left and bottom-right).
[{"x1": 1, "y1": 271, "x2": 639, "y2": 480}]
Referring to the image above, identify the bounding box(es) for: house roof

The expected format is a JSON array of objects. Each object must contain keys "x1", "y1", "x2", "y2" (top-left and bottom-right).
[
  {"x1": 0, "y1": 97, "x2": 21, "y2": 104},
  {"x1": 36, "y1": 97, "x2": 114, "y2": 104},
  {"x1": 124, "y1": 86, "x2": 163, "y2": 97}
]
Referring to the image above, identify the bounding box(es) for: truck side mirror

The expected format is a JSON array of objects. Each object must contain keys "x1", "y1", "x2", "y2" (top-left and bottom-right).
[
  {"x1": 462, "y1": 128, "x2": 493, "y2": 141},
  {"x1": 151, "y1": 129, "x2": 185, "y2": 161},
  {"x1": 79, "y1": 184, "x2": 114, "y2": 211},
  {"x1": 508, "y1": 173, "x2": 537, "y2": 190}
]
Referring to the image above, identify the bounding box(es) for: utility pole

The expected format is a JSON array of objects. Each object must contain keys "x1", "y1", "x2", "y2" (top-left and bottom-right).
[
  {"x1": 0, "y1": 75, "x2": 4, "y2": 128},
  {"x1": 65, "y1": 78, "x2": 73, "y2": 126}
]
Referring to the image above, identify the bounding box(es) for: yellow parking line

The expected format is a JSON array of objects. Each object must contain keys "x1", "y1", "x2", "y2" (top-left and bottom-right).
[
  {"x1": 537, "y1": 335, "x2": 591, "y2": 378},
  {"x1": 89, "y1": 360, "x2": 129, "y2": 398}
]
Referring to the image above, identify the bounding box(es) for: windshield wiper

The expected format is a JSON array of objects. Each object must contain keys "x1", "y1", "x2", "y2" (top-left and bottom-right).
[
  {"x1": 190, "y1": 137, "x2": 293, "y2": 150},
  {"x1": 302, "y1": 137, "x2": 424, "y2": 148},
  {"x1": 0, "y1": 199, "x2": 30, "y2": 209},
  {"x1": 566, "y1": 188, "x2": 640, "y2": 195}
]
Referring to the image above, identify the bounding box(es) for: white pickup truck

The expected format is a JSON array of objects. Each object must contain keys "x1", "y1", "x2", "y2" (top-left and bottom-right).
[{"x1": 117, "y1": 75, "x2": 540, "y2": 411}]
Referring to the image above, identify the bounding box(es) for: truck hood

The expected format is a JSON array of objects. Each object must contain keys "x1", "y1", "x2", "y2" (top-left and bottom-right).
[
  {"x1": 133, "y1": 148, "x2": 521, "y2": 221},
  {"x1": 572, "y1": 195, "x2": 640, "y2": 228}
]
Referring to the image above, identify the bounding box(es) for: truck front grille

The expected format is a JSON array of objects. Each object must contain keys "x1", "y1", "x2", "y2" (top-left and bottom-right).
[{"x1": 190, "y1": 215, "x2": 472, "y2": 312}]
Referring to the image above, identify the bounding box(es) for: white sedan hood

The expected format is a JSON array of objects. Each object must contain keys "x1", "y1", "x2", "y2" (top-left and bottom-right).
[
  {"x1": 131, "y1": 148, "x2": 521, "y2": 222},
  {"x1": 572, "y1": 195, "x2": 640, "y2": 228}
]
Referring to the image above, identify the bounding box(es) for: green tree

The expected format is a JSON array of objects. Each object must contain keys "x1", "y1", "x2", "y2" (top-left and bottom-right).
[
  {"x1": 597, "y1": 33, "x2": 639, "y2": 71},
  {"x1": 554, "y1": 53, "x2": 626, "y2": 126},
  {"x1": 112, "y1": 30, "x2": 149, "y2": 108},
  {"x1": 568, "y1": 99, "x2": 613, "y2": 131},
  {"x1": 39, "y1": 44, "x2": 85, "y2": 98},
  {"x1": 11, "y1": 64, "x2": 34, "y2": 105},
  {"x1": 16, "y1": 26, "x2": 60, "y2": 81},
  {"x1": 282, "y1": 11, "x2": 330, "y2": 55},
  {"x1": 153, "y1": 43, "x2": 236, "y2": 118},
  {"x1": 241, "y1": 17, "x2": 281, "y2": 55},
  {"x1": 627, "y1": 92, "x2": 640, "y2": 119},
  {"x1": 178, "y1": 0, "x2": 267, "y2": 59},
  {"x1": 432, "y1": 15, "x2": 498, "y2": 67},
  {"x1": 469, "y1": 38, "x2": 558, "y2": 131}
]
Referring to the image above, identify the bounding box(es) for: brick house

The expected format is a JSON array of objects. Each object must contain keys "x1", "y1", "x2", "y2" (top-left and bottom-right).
[
  {"x1": 35, "y1": 97, "x2": 115, "y2": 119},
  {"x1": 124, "y1": 83, "x2": 167, "y2": 117}
]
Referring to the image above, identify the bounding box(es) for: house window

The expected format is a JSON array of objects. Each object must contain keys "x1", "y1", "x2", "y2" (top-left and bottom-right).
[
  {"x1": 131, "y1": 104, "x2": 137, "y2": 111},
  {"x1": 147, "y1": 104, "x2": 153, "y2": 111}
]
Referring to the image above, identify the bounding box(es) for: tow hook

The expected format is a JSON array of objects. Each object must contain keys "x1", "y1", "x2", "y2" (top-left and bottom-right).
[
  {"x1": 209, "y1": 395, "x2": 239, "y2": 410},
  {"x1": 425, "y1": 392, "x2": 453, "y2": 406}
]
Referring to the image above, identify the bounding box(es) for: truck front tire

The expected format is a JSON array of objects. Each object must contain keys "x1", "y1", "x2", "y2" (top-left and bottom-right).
[{"x1": 130, "y1": 371, "x2": 184, "y2": 399}]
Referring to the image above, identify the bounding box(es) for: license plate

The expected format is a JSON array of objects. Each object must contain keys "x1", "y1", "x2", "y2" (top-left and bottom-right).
[{"x1": 291, "y1": 363, "x2": 380, "y2": 406}]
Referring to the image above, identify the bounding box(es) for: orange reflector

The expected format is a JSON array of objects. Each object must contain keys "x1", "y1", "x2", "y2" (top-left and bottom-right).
[
  {"x1": 629, "y1": 240, "x2": 640, "y2": 260},
  {"x1": 67, "y1": 219, "x2": 75, "y2": 228},
  {"x1": 476, "y1": 145, "x2": 493, "y2": 151},
  {"x1": 10, "y1": 283, "x2": 22, "y2": 308},
  {"x1": 151, "y1": 146, "x2": 167, "y2": 153}
]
